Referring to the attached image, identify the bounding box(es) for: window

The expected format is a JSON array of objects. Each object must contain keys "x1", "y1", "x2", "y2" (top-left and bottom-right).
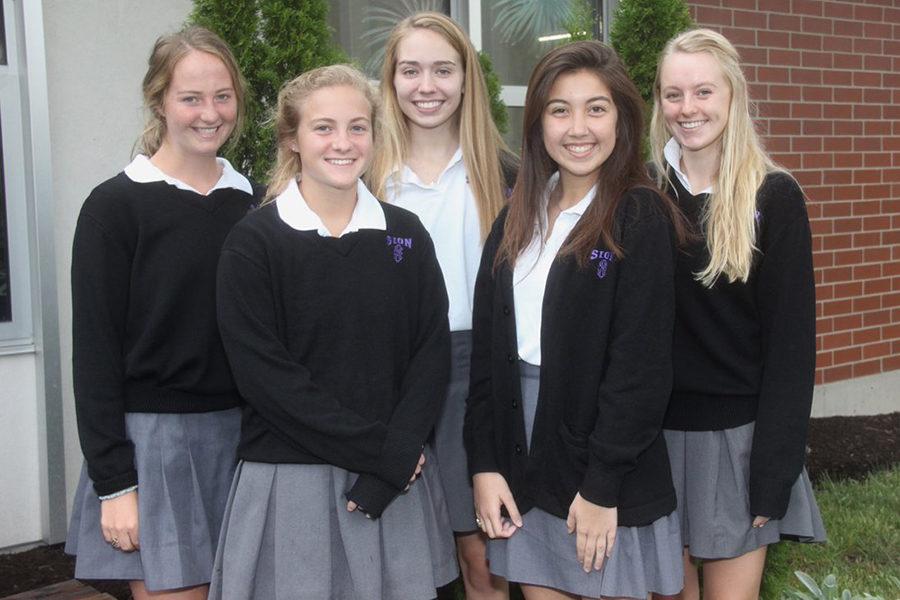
[
  {"x1": 0, "y1": 3, "x2": 6, "y2": 66},
  {"x1": 328, "y1": 0, "x2": 452, "y2": 78},
  {"x1": 0, "y1": 0, "x2": 33, "y2": 345}
]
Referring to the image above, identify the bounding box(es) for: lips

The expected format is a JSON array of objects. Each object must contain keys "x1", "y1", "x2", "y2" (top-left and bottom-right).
[
  {"x1": 564, "y1": 143, "x2": 596, "y2": 157},
  {"x1": 325, "y1": 158, "x2": 355, "y2": 166},
  {"x1": 413, "y1": 100, "x2": 443, "y2": 111},
  {"x1": 679, "y1": 120, "x2": 707, "y2": 130}
]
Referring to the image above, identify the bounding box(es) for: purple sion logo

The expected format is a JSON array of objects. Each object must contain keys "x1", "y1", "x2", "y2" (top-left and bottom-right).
[
  {"x1": 386, "y1": 235, "x2": 413, "y2": 263},
  {"x1": 754, "y1": 209, "x2": 761, "y2": 225},
  {"x1": 590, "y1": 248, "x2": 615, "y2": 279}
]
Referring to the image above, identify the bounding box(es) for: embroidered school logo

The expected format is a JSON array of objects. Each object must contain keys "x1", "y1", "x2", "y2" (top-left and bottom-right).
[
  {"x1": 590, "y1": 248, "x2": 615, "y2": 279},
  {"x1": 754, "y1": 209, "x2": 761, "y2": 225},
  {"x1": 386, "y1": 235, "x2": 413, "y2": 263}
]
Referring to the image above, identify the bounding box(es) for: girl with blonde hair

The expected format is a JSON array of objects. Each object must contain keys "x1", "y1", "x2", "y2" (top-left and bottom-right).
[
  {"x1": 66, "y1": 26, "x2": 261, "y2": 600},
  {"x1": 650, "y1": 28, "x2": 825, "y2": 600},
  {"x1": 210, "y1": 64, "x2": 457, "y2": 600},
  {"x1": 368, "y1": 12, "x2": 517, "y2": 599}
]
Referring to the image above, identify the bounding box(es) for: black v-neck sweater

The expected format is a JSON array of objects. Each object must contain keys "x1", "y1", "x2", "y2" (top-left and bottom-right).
[
  {"x1": 664, "y1": 170, "x2": 816, "y2": 519},
  {"x1": 71, "y1": 172, "x2": 261, "y2": 496},
  {"x1": 216, "y1": 202, "x2": 450, "y2": 517}
]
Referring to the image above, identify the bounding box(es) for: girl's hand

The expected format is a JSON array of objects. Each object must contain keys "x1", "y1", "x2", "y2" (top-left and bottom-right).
[
  {"x1": 752, "y1": 515, "x2": 771, "y2": 528},
  {"x1": 473, "y1": 472, "x2": 523, "y2": 539},
  {"x1": 566, "y1": 492, "x2": 616, "y2": 572},
  {"x1": 405, "y1": 452, "x2": 426, "y2": 491},
  {"x1": 100, "y1": 491, "x2": 140, "y2": 552}
]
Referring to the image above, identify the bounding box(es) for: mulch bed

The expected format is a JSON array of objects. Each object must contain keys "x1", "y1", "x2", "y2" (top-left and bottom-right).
[{"x1": 1, "y1": 413, "x2": 897, "y2": 600}]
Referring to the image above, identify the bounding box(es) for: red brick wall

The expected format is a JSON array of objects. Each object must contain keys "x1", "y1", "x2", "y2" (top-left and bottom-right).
[{"x1": 686, "y1": 0, "x2": 900, "y2": 385}]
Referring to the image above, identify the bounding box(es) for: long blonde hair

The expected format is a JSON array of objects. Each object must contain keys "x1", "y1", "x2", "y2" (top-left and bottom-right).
[
  {"x1": 264, "y1": 64, "x2": 380, "y2": 204},
  {"x1": 650, "y1": 28, "x2": 779, "y2": 287},
  {"x1": 138, "y1": 26, "x2": 247, "y2": 157},
  {"x1": 368, "y1": 12, "x2": 512, "y2": 240}
]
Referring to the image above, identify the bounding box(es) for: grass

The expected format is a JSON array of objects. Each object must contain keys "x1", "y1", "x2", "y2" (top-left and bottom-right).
[
  {"x1": 444, "y1": 467, "x2": 900, "y2": 599},
  {"x1": 761, "y1": 466, "x2": 900, "y2": 599}
]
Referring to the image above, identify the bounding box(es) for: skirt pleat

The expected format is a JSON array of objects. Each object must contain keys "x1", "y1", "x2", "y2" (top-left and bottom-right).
[
  {"x1": 487, "y1": 508, "x2": 684, "y2": 599},
  {"x1": 65, "y1": 408, "x2": 241, "y2": 591},
  {"x1": 664, "y1": 424, "x2": 827, "y2": 560},
  {"x1": 208, "y1": 452, "x2": 458, "y2": 600},
  {"x1": 431, "y1": 330, "x2": 477, "y2": 532}
]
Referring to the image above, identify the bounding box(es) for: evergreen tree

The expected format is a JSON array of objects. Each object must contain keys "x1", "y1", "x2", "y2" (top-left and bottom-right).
[
  {"x1": 191, "y1": 0, "x2": 347, "y2": 180},
  {"x1": 609, "y1": 0, "x2": 693, "y2": 107},
  {"x1": 478, "y1": 51, "x2": 509, "y2": 135}
]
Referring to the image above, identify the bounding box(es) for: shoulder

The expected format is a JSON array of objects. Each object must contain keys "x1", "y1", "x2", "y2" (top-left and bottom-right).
[
  {"x1": 80, "y1": 172, "x2": 138, "y2": 216},
  {"x1": 615, "y1": 185, "x2": 670, "y2": 226},
  {"x1": 757, "y1": 170, "x2": 808, "y2": 228},
  {"x1": 223, "y1": 203, "x2": 281, "y2": 252},
  {"x1": 382, "y1": 202, "x2": 428, "y2": 236}
]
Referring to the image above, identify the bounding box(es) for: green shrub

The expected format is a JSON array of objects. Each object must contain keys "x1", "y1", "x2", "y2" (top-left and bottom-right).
[
  {"x1": 609, "y1": 0, "x2": 693, "y2": 107},
  {"x1": 190, "y1": 0, "x2": 348, "y2": 180},
  {"x1": 478, "y1": 51, "x2": 509, "y2": 135}
]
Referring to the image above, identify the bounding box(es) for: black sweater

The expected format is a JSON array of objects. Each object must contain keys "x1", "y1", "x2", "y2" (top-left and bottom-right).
[
  {"x1": 664, "y1": 170, "x2": 815, "y2": 519},
  {"x1": 464, "y1": 188, "x2": 677, "y2": 527},
  {"x1": 216, "y1": 202, "x2": 450, "y2": 517},
  {"x1": 71, "y1": 173, "x2": 260, "y2": 496}
]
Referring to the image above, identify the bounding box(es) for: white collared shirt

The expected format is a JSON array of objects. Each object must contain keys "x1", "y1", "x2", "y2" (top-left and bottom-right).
[
  {"x1": 386, "y1": 148, "x2": 482, "y2": 331},
  {"x1": 124, "y1": 154, "x2": 253, "y2": 195},
  {"x1": 514, "y1": 173, "x2": 597, "y2": 365},
  {"x1": 275, "y1": 177, "x2": 386, "y2": 237},
  {"x1": 664, "y1": 138, "x2": 713, "y2": 195}
]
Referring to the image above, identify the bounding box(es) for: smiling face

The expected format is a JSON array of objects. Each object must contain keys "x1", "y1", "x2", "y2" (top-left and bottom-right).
[
  {"x1": 541, "y1": 69, "x2": 617, "y2": 188},
  {"x1": 392, "y1": 28, "x2": 464, "y2": 134},
  {"x1": 158, "y1": 50, "x2": 237, "y2": 159},
  {"x1": 292, "y1": 84, "x2": 373, "y2": 198},
  {"x1": 659, "y1": 50, "x2": 732, "y2": 160}
]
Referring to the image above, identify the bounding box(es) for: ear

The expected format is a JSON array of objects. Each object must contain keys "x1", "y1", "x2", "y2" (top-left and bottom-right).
[{"x1": 289, "y1": 143, "x2": 299, "y2": 153}]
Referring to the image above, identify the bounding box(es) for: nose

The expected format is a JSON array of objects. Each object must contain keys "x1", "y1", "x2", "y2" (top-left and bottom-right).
[
  {"x1": 200, "y1": 98, "x2": 218, "y2": 122},
  {"x1": 418, "y1": 72, "x2": 436, "y2": 93},
  {"x1": 681, "y1": 94, "x2": 696, "y2": 115},
  {"x1": 331, "y1": 130, "x2": 352, "y2": 151},
  {"x1": 569, "y1": 109, "x2": 588, "y2": 136}
]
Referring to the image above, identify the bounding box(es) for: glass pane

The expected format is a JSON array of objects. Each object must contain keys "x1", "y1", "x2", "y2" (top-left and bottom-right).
[
  {"x1": 503, "y1": 105, "x2": 524, "y2": 156},
  {"x1": 0, "y1": 3, "x2": 6, "y2": 66},
  {"x1": 0, "y1": 117, "x2": 10, "y2": 322},
  {"x1": 328, "y1": 0, "x2": 452, "y2": 79},
  {"x1": 481, "y1": 0, "x2": 601, "y2": 86}
]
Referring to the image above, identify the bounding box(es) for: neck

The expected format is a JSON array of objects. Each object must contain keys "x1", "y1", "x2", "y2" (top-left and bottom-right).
[
  {"x1": 299, "y1": 177, "x2": 358, "y2": 237},
  {"x1": 407, "y1": 119, "x2": 460, "y2": 166},
  {"x1": 679, "y1": 143, "x2": 720, "y2": 192},
  {"x1": 150, "y1": 143, "x2": 222, "y2": 195},
  {"x1": 556, "y1": 171, "x2": 598, "y2": 210}
]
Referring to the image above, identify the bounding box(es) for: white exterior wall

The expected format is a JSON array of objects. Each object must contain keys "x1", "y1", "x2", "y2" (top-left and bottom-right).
[{"x1": 0, "y1": 354, "x2": 41, "y2": 547}]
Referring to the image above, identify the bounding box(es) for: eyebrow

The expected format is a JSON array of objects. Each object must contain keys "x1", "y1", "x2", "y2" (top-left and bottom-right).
[
  {"x1": 175, "y1": 87, "x2": 234, "y2": 94},
  {"x1": 397, "y1": 60, "x2": 457, "y2": 67},
  {"x1": 547, "y1": 95, "x2": 612, "y2": 104}
]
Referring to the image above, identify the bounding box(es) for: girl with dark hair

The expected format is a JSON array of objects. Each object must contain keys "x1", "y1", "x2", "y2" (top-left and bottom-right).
[
  {"x1": 465, "y1": 40, "x2": 687, "y2": 600},
  {"x1": 66, "y1": 26, "x2": 261, "y2": 600}
]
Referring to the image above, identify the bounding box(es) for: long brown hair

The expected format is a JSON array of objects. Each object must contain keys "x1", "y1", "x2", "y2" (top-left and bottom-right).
[
  {"x1": 496, "y1": 41, "x2": 682, "y2": 270},
  {"x1": 367, "y1": 12, "x2": 513, "y2": 240}
]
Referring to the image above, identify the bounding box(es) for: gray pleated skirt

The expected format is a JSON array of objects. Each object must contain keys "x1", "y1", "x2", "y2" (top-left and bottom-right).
[
  {"x1": 65, "y1": 408, "x2": 241, "y2": 592},
  {"x1": 664, "y1": 424, "x2": 827, "y2": 560},
  {"x1": 486, "y1": 362, "x2": 684, "y2": 599},
  {"x1": 208, "y1": 451, "x2": 459, "y2": 600},
  {"x1": 432, "y1": 330, "x2": 477, "y2": 532}
]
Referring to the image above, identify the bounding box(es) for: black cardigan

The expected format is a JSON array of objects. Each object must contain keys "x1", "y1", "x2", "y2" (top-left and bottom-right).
[
  {"x1": 464, "y1": 187, "x2": 678, "y2": 527},
  {"x1": 216, "y1": 202, "x2": 450, "y2": 517},
  {"x1": 664, "y1": 170, "x2": 816, "y2": 519}
]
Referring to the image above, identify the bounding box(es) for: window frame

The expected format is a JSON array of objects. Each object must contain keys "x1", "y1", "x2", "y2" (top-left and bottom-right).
[{"x1": 0, "y1": 0, "x2": 34, "y2": 347}]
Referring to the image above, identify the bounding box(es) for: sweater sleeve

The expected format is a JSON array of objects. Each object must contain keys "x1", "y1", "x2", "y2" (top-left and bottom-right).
[
  {"x1": 71, "y1": 209, "x2": 137, "y2": 497},
  {"x1": 463, "y1": 212, "x2": 506, "y2": 476},
  {"x1": 749, "y1": 178, "x2": 816, "y2": 519},
  {"x1": 216, "y1": 241, "x2": 421, "y2": 493},
  {"x1": 579, "y1": 196, "x2": 676, "y2": 508},
  {"x1": 346, "y1": 229, "x2": 451, "y2": 517}
]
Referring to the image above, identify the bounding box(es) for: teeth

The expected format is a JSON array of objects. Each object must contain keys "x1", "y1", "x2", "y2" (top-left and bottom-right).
[
  {"x1": 680, "y1": 121, "x2": 705, "y2": 129},
  {"x1": 415, "y1": 101, "x2": 442, "y2": 109},
  {"x1": 566, "y1": 144, "x2": 594, "y2": 153},
  {"x1": 327, "y1": 159, "x2": 353, "y2": 166}
]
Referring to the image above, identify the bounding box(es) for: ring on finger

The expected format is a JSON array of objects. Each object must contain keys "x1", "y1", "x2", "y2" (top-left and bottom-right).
[
  {"x1": 475, "y1": 515, "x2": 484, "y2": 529},
  {"x1": 110, "y1": 537, "x2": 120, "y2": 549}
]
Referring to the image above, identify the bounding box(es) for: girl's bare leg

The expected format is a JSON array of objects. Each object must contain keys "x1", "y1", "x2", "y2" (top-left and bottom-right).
[
  {"x1": 456, "y1": 531, "x2": 510, "y2": 599},
  {"x1": 130, "y1": 581, "x2": 209, "y2": 600},
  {"x1": 701, "y1": 546, "x2": 767, "y2": 600}
]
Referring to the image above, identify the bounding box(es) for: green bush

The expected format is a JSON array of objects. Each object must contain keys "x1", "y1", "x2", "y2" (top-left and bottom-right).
[
  {"x1": 478, "y1": 51, "x2": 509, "y2": 135},
  {"x1": 190, "y1": 0, "x2": 348, "y2": 180},
  {"x1": 609, "y1": 0, "x2": 693, "y2": 107}
]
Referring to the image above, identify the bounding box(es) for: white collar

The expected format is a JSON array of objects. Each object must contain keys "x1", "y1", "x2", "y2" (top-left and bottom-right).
[
  {"x1": 124, "y1": 154, "x2": 253, "y2": 195},
  {"x1": 275, "y1": 178, "x2": 386, "y2": 237},
  {"x1": 663, "y1": 138, "x2": 713, "y2": 195},
  {"x1": 545, "y1": 171, "x2": 597, "y2": 218},
  {"x1": 396, "y1": 147, "x2": 464, "y2": 186}
]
